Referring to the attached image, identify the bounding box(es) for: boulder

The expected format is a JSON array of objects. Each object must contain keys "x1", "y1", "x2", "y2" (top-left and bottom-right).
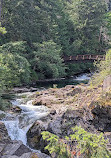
[
  {"x1": 47, "y1": 117, "x2": 62, "y2": 136},
  {"x1": 1, "y1": 141, "x2": 31, "y2": 156},
  {"x1": 12, "y1": 87, "x2": 30, "y2": 93},
  {"x1": 61, "y1": 108, "x2": 95, "y2": 135},
  {"x1": 0, "y1": 122, "x2": 11, "y2": 144},
  {"x1": 30, "y1": 87, "x2": 39, "y2": 92},
  {"x1": 12, "y1": 87, "x2": 38, "y2": 93},
  {"x1": 27, "y1": 107, "x2": 96, "y2": 153},
  {"x1": 27, "y1": 121, "x2": 47, "y2": 152},
  {"x1": 90, "y1": 103, "x2": 111, "y2": 132},
  {"x1": 32, "y1": 95, "x2": 60, "y2": 108},
  {"x1": 0, "y1": 122, "x2": 50, "y2": 158}
]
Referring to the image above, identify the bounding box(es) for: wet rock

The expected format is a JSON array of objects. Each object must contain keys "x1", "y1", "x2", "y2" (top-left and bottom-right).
[
  {"x1": 0, "y1": 122, "x2": 50, "y2": 158},
  {"x1": 27, "y1": 121, "x2": 47, "y2": 152},
  {"x1": 30, "y1": 87, "x2": 39, "y2": 92},
  {"x1": 0, "y1": 125, "x2": 32, "y2": 157},
  {"x1": 1, "y1": 149, "x2": 50, "y2": 158},
  {"x1": 12, "y1": 87, "x2": 30, "y2": 93},
  {"x1": 12, "y1": 87, "x2": 38, "y2": 93},
  {"x1": 10, "y1": 106, "x2": 22, "y2": 113},
  {"x1": 0, "y1": 122, "x2": 11, "y2": 144},
  {"x1": 27, "y1": 117, "x2": 63, "y2": 154}
]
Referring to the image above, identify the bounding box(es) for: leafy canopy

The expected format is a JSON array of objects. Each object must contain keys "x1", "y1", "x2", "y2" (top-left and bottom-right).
[
  {"x1": 31, "y1": 40, "x2": 66, "y2": 80},
  {"x1": 0, "y1": 42, "x2": 30, "y2": 87}
]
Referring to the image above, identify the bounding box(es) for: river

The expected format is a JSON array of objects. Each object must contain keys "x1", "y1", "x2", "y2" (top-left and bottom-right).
[
  {"x1": 36, "y1": 73, "x2": 91, "y2": 88},
  {"x1": 1, "y1": 73, "x2": 91, "y2": 147}
]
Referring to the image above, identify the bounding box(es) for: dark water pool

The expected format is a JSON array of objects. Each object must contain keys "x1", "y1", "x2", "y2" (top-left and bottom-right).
[{"x1": 36, "y1": 73, "x2": 91, "y2": 88}]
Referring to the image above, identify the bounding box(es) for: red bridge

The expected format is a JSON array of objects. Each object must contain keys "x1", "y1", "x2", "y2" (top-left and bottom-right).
[{"x1": 63, "y1": 54, "x2": 105, "y2": 62}]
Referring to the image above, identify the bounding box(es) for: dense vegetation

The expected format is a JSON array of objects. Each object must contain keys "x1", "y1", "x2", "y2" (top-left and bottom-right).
[
  {"x1": 0, "y1": 0, "x2": 108, "y2": 86},
  {"x1": 42, "y1": 126, "x2": 111, "y2": 158},
  {"x1": 91, "y1": 49, "x2": 111, "y2": 87}
]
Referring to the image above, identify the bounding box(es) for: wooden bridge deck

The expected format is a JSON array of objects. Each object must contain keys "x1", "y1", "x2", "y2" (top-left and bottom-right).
[{"x1": 63, "y1": 54, "x2": 105, "y2": 62}]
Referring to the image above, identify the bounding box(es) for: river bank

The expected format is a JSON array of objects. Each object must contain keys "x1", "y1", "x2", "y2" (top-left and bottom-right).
[
  {"x1": 26, "y1": 83, "x2": 111, "y2": 156},
  {"x1": 0, "y1": 74, "x2": 111, "y2": 157}
]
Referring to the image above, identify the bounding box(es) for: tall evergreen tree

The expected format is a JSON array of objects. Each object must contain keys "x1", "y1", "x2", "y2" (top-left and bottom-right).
[{"x1": 65, "y1": 0, "x2": 107, "y2": 54}]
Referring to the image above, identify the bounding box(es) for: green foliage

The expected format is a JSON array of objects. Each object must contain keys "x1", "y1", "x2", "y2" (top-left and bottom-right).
[
  {"x1": 31, "y1": 40, "x2": 66, "y2": 80},
  {"x1": 66, "y1": 62, "x2": 93, "y2": 77},
  {"x1": 0, "y1": 0, "x2": 108, "y2": 84},
  {"x1": 42, "y1": 126, "x2": 111, "y2": 158},
  {"x1": 2, "y1": 0, "x2": 107, "y2": 55},
  {"x1": 65, "y1": 0, "x2": 107, "y2": 54},
  {"x1": 71, "y1": 126, "x2": 110, "y2": 158},
  {"x1": 2, "y1": 0, "x2": 54, "y2": 43},
  {"x1": 42, "y1": 131, "x2": 70, "y2": 158},
  {"x1": 0, "y1": 41, "x2": 27, "y2": 55},
  {"x1": 0, "y1": 42, "x2": 30, "y2": 87},
  {"x1": 106, "y1": 11, "x2": 111, "y2": 36},
  {"x1": 0, "y1": 26, "x2": 7, "y2": 34},
  {"x1": 91, "y1": 50, "x2": 111, "y2": 87}
]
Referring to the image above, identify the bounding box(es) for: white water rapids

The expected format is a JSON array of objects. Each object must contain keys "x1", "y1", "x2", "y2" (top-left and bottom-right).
[
  {"x1": 2, "y1": 92, "x2": 49, "y2": 145},
  {"x1": 74, "y1": 73, "x2": 91, "y2": 81}
]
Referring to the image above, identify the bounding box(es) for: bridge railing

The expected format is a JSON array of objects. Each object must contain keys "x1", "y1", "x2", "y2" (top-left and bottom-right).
[{"x1": 63, "y1": 54, "x2": 105, "y2": 62}]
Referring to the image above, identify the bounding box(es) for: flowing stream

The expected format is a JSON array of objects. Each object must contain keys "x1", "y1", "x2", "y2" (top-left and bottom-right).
[
  {"x1": 74, "y1": 73, "x2": 91, "y2": 81},
  {"x1": 1, "y1": 73, "x2": 91, "y2": 146},
  {"x1": 2, "y1": 92, "x2": 49, "y2": 145}
]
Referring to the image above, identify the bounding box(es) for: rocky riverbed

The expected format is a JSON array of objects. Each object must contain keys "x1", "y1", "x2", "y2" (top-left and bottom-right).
[
  {"x1": 0, "y1": 122, "x2": 50, "y2": 158},
  {"x1": 0, "y1": 81, "x2": 111, "y2": 157},
  {"x1": 26, "y1": 84, "x2": 111, "y2": 155}
]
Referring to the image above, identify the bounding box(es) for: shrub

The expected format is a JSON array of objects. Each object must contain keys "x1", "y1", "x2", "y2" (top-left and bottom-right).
[
  {"x1": 90, "y1": 50, "x2": 111, "y2": 87},
  {"x1": 42, "y1": 126, "x2": 111, "y2": 158}
]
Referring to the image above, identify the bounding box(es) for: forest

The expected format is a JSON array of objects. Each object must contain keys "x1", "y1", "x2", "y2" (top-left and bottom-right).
[{"x1": 0, "y1": 0, "x2": 109, "y2": 88}]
